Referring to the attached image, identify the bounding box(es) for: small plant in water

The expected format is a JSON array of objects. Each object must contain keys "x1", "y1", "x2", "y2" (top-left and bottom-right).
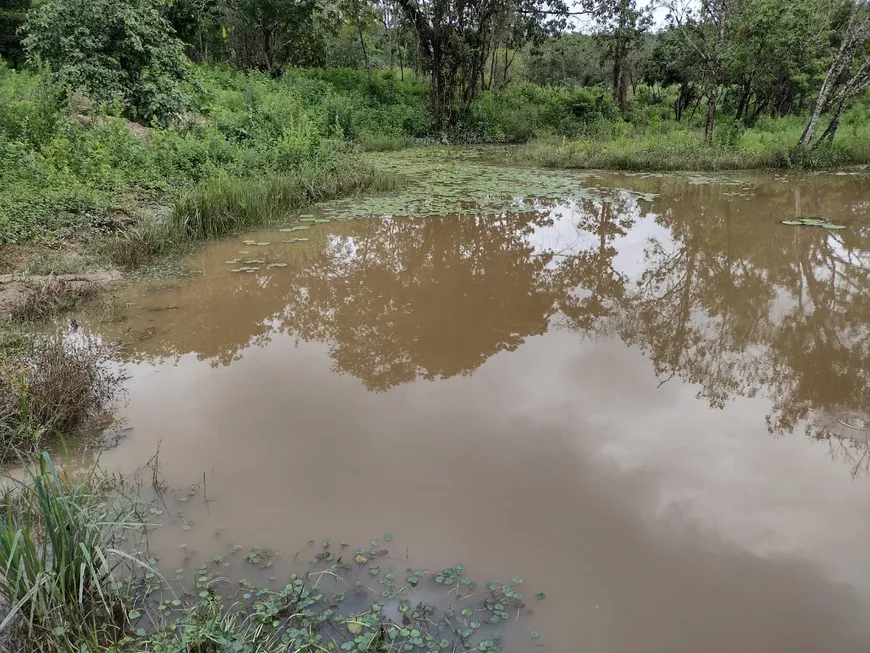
[{"x1": 129, "y1": 535, "x2": 542, "y2": 652}]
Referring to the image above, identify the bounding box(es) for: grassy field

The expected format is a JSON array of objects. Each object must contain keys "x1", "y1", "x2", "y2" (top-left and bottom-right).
[{"x1": 512, "y1": 116, "x2": 870, "y2": 171}]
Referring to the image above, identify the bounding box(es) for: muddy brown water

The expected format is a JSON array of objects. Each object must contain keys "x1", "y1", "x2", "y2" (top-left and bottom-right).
[{"x1": 83, "y1": 155, "x2": 870, "y2": 652}]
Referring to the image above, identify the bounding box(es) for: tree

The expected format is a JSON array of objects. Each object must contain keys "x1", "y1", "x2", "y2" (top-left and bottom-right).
[
  {"x1": 643, "y1": 26, "x2": 702, "y2": 120},
  {"x1": 222, "y1": 0, "x2": 320, "y2": 70},
  {"x1": 392, "y1": 0, "x2": 568, "y2": 128},
  {"x1": 798, "y1": 0, "x2": 870, "y2": 148},
  {"x1": 525, "y1": 33, "x2": 610, "y2": 87},
  {"x1": 0, "y1": 0, "x2": 30, "y2": 68},
  {"x1": 666, "y1": 0, "x2": 736, "y2": 142},
  {"x1": 725, "y1": 0, "x2": 834, "y2": 124},
  {"x1": 585, "y1": 0, "x2": 650, "y2": 111},
  {"x1": 22, "y1": 0, "x2": 189, "y2": 122}
]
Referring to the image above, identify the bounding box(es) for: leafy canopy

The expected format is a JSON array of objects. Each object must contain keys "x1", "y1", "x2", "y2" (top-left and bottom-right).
[{"x1": 22, "y1": 0, "x2": 190, "y2": 122}]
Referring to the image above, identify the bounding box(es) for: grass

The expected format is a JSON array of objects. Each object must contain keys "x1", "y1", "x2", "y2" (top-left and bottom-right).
[
  {"x1": 513, "y1": 116, "x2": 870, "y2": 171},
  {"x1": 0, "y1": 453, "x2": 149, "y2": 651},
  {"x1": 0, "y1": 64, "x2": 412, "y2": 276},
  {"x1": 172, "y1": 146, "x2": 398, "y2": 242},
  {"x1": 0, "y1": 330, "x2": 123, "y2": 462}
]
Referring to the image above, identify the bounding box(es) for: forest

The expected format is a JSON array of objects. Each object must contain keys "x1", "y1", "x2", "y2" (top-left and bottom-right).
[{"x1": 1, "y1": 0, "x2": 869, "y2": 253}]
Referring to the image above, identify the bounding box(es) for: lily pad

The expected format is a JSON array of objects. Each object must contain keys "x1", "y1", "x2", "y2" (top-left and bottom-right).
[
  {"x1": 255, "y1": 242, "x2": 271, "y2": 246},
  {"x1": 267, "y1": 263, "x2": 288, "y2": 268},
  {"x1": 781, "y1": 217, "x2": 847, "y2": 230},
  {"x1": 283, "y1": 238, "x2": 310, "y2": 243},
  {"x1": 279, "y1": 226, "x2": 310, "y2": 232}
]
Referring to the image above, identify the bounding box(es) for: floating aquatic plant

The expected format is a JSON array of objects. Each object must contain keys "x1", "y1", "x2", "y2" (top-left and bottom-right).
[{"x1": 780, "y1": 217, "x2": 846, "y2": 230}]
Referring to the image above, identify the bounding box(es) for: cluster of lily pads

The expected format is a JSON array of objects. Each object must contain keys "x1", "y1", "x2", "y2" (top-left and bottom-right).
[
  {"x1": 316, "y1": 148, "x2": 655, "y2": 221},
  {"x1": 123, "y1": 535, "x2": 544, "y2": 652},
  {"x1": 780, "y1": 217, "x2": 846, "y2": 230},
  {"x1": 224, "y1": 215, "x2": 337, "y2": 272}
]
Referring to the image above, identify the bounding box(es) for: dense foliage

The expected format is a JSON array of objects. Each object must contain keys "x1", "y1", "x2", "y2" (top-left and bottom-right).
[
  {"x1": 22, "y1": 0, "x2": 190, "y2": 122},
  {"x1": 0, "y1": 0, "x2": 868, "y2": 252}
]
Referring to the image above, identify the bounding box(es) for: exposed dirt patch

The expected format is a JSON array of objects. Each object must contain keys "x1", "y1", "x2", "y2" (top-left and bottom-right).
[{"x1": 0, "y1": 272, "x2": 122, "y2": 321}]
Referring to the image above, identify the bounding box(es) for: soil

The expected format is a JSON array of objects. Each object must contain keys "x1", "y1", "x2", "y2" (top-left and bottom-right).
[{"x1": 0, "y1": 271, "x2": 122, "y2": 320}]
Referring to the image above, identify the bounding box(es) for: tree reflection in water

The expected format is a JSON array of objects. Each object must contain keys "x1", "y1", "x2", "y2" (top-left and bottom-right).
[{"x1": 96, "y1": 175, "x2": 870, "y2": 475}]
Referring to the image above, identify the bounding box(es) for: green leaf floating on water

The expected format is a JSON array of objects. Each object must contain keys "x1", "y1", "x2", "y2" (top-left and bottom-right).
[
  {"x1": 280, "y1": 226, "x2": 310, "y2": 232},
  {"x1": 781, "y1": 217, "x2": 846, "y2": 229},
  {"x1": 283, "y1": 238, "x2": 310, "y2": 243}
]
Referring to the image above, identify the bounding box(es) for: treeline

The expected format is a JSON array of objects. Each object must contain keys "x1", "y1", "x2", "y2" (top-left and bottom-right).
[{"x1": 0, "y1": 0, "x2": 868, "y2": 147}]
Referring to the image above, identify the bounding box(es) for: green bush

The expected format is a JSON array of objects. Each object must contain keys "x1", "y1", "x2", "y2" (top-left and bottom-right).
[
  {"x1": 468, "y1": 83, "x2": 622, "y2": 142},
  {"x1": 22, "y1": 0, "x2": 190, "y2": 123}
]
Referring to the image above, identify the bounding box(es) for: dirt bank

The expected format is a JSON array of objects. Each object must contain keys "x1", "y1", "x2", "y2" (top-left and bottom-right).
[{"x1": 0, "y1": 272, "x2": 122, "y2": 322}]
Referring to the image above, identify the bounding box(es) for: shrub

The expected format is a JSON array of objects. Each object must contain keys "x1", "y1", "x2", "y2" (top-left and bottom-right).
[
  {"x1": 22, "y1": 0, "x2": 190, "y2": 123},
  {"x1": 8, "y1": 276, "x2": 101, "y2": 323},
  {"x1": 0, "y1": 331, "x2": 123, "y2": 458}
]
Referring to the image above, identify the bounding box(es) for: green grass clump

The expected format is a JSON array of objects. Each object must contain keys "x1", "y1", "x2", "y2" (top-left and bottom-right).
[
  {"x1": 0, "y1": 453, "x2": 149, "y2": 650},
  {"x1": 172, "y1": 145, "x2": 395, "y2": 242}
]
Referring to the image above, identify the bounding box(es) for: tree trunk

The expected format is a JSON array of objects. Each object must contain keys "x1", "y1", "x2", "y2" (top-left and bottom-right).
[
  {"x1": 704, "y1": 84, "x2": 718, "y2": 143},
  {"x1": 612, "y1": 39, "x2": 626, "y2": 110},
  {"x1": 799, "y1": 64, "x2": 839, "y2": 148},
  {"x1": 818, "y1": 104, "x2": 844, "y2": 144},
  {"x1": 817, "y1": 70, "x2": 870, "y2": 145},
  {"x1": 355, "y1": 0, "x2": 370, "y2": 74},
  {"x1": 798, "y1": 6, "x2": 869, "y2": 148},
  {"x1": 262, "y1": 28, "x2": 273, "y2": 70}
]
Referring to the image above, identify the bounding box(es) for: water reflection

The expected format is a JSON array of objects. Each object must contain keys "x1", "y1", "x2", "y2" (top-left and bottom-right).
[
  {"x1": 91, "y1": 172, "x2": 870, "y2": 468},
  {"x1": 83, "y1": 169, "x2": 870, "y2": 652}
]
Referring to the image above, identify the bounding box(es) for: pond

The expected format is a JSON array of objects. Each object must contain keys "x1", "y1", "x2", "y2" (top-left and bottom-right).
[{"x1": 84, "y1": 149, "x2": 870, "y2": 652}]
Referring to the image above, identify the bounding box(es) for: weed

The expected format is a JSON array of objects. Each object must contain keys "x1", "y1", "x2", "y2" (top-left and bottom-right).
[
  {"x1": 8, "y1": 277, "x2": 101, "y2": 323},
  {"x1": 514, "y1": 117, "x2": 870, "y2": 171},
  {"x1": 0, "y1": 332, "x2": 123, "y2": 460},
  {"x1": 0, "y1": 453, "x2": 150, "y2": 651}
]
